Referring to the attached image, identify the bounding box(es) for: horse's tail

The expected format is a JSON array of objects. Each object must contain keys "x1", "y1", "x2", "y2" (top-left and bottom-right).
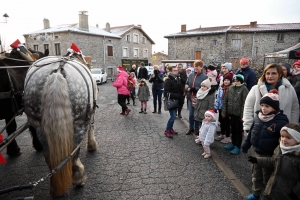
[{"x1": 41, "y1": 73, "x2": 73, "y2": 197}]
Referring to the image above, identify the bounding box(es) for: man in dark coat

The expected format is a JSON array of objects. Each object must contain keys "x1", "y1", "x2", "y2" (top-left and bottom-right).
[
  {"x1": 177, "y1": 63, "x2": 187, "y2": 118},
  {"x1": 137, "y1": 62, "x2": 148, "y2": 80}
]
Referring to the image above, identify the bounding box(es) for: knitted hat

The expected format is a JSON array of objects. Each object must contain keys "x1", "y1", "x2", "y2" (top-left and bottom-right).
[
  {"x1": 233, "y1": 74, "x2": 244, "y2": 83},
  {"x1": 208, "y1": 64, "x2": 216, "y2": 71},
  {"x1": 260, "y1": 89, "x2": 280, "y2": 111},
  {"x1": 293, "y1": 60, "x2": 300, "y2": 67},
  {"x1": 205, "y1": 110, "x2": 216, "y2": 120},
  {"x1": 223, "y1": 73, "x2": 234, "y2": 83},
  {"x1": 240, "y1": 58, "x2": 250, "y2": 65},
  {"x1": 281, "y1": 126, "x2": 300, "y2": 143},
  {"x1": 281, "y1": 63, "x2": 292, "y2": 75},
  {"x1": 117, "y1": 66, "x2": 125, "y2": 71},
  {"x1": 222, "y1": 62, "x2": 232, "y2": 71},
  {"x1": 201, "y1": 77, "x2": 212, "y2": 88}
]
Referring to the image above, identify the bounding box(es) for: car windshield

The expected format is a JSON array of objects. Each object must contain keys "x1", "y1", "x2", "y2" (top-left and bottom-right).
[{"x1": 91, "y1": 69, "x2": 102, "y2": 74}]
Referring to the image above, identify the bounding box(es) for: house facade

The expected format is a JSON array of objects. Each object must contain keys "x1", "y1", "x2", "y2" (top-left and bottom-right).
[
  {"x1": 23, "y1": 11, "x2": 155, "y2": 77},
  {"x1": 151, "y1": 51, "x2": 169, "y2": 66},
  {"x1": 165, "y1": 22, "x2": 300, "y2": 69}
]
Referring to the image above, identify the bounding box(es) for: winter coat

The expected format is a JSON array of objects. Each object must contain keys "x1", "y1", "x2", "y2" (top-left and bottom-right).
[
  {"x1": 164, "y1": 75, "x2": 182, "y2": 105},
  {"x1": 185, "y1": 72, "x2": 208, "y2": 100},
  {"x1": 112, "y1": 71, "x2": 130, "y2": 95},
  {"x1": 222, "y1": 83, "x2": 248, "y2": 118},
  {"x1": 214, "y1": 85, "x2": 230, "y2": 110},
  {"x1": 149, "y1": 71, "x2": 164, "y2": 90},
  {"x1": 207, "y1": 70, "x2": 218, "y2": 86},
  {"x1": 235, "y1": 66, "x2": 257, "y2": 91},
  {"x1": 178, "y1": 70, "x2": 188, "y2": 95},
  {"x1": 241, "y1": 110, "x2": 289, "y2": 155},
  {"x1": 290, "y1": 73, "x2": 300, "y2": 97},
  {"x1": 137, "y1": 85, "x2": 150, "y2": 101},
  {"x1": 257, "y1": 146, "x2": 300, "y2": 200},
  {"x1": 138, "y1": 67, "x2": 148, "y2": 79},
  {"x1": 243, "y1": 78, "x2": 299, "y2": 131},
  {"x1": 199, "y1": 120, "x2": 218, "y2": 146},
  {"x1": 194, "y1": 88, "x2": 216, "y2": 122}
]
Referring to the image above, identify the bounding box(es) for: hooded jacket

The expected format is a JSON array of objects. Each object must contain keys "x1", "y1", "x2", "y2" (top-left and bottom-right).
[
  {"x1": 112, "y1": 71, "x2": 130, "y2": 95},
  {"x1": 199, "y1": 120, "x2": 218, "y2": 146},
  {"x1": 243, "y1": 78, "x2": 299, "y2": 131}
]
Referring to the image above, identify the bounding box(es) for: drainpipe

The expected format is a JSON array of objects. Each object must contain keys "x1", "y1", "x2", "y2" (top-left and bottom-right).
[
  {"x1": 103, "y1": 36, "x2": 105, "y2": 66},
  {"x1": 174, "y1": 37, "x2": 176, "y2": 59},
  {"x1": 251, "y1": 32, "x2": 256, "y2": 62}
]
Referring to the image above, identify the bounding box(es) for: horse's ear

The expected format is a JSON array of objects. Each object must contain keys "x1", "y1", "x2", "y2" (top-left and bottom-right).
[
  {"x1": 44, "y1": 49, "x2": 49, "y2": 57},
  {"x1": 32, "y1": 53, "x2": 40, "y2": 60},
  {"x1": 84, "y1": 56, "x2": 92, "y2": 63}
]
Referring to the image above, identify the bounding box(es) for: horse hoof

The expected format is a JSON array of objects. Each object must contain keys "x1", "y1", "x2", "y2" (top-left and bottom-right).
[{"x1": 33, "y1": 143, "x2": 43, "y2": 152}]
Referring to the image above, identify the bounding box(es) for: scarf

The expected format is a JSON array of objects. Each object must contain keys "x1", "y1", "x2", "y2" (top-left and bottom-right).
[
  {"x1": 196, "y1": 88, "x2": 210, "y2": 100},
  {"x1": 293, "y1": 71, "x2": 300, "y2": 76},
  {"x1": 280, "y1": 142, "x2": 300, "y2": 155},
  {"x1": 257, "y1": 110, "x2": 277, "y2": 122},
  {"x1": 221, "y1": 85, "x2": 229, "y2": 100},
  {"x1": 265, "y1": 79, "x2": 282, "y2": 92}
]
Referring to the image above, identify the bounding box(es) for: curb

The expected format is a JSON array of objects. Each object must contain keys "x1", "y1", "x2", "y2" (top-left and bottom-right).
[{"x1": 180, "y1": 116, "x2": 250, "y2": 199}]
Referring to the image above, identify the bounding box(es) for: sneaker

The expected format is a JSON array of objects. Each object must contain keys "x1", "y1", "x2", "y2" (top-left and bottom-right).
[
  {"x1": 244, "y1": 193, "x2": 259, "y2": 200},
  {"x1": 120, "y1": 112, "x2": 125, "y2": 115},
  {"x1": 164, "y1": 130, "x2": 173, "y2": 138},
  {"x1": 215, "y1": 135, "x2": 224, "y2": 141},
  {"x1": 224, "y1": 143, "x2": 235, "y2": 150},
  {"x1": 204, "y1": 154, "x2": 211, "y2": 158},
  {"x1": 139, "y1": 110, "x2": 144, "y2": 113},
  {"x1": 230, "y1": 146, "x2": 240, "y2": 155},
  {"x1": 170, "y1": 129, "x2": 178, "y2": 135},
  {"x1": 201, "y1": 152, "x2": 206, "y2": 156},
  {"x1": 125, "y1": 109, "x2": 131, "y2": 116},
  {"x1": 220, "y1": 137, "x2": 231, "y2": 144}
]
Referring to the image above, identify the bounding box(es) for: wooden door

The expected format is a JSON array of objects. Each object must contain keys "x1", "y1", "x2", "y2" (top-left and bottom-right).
[{"x1": 195, "y1": 51, "x2": 201, "y2": 59}]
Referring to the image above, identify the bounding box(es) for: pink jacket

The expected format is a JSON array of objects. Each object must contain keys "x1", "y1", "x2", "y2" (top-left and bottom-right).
[
  {"x1": 207, "y1": 70, "x2": 218, "y2": 85},
  {"x1": 112, "y1": 71, "x2": 130, "y2": 95}
]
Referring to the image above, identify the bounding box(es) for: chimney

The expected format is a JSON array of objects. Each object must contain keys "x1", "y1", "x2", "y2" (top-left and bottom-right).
[
  {"x1": 105, "y1": 22, "x2": 110, "y2": 32},
  {"x1": 43, "y1": 18, "x2": 50, "y2": 29},
  {"x1": 181, "y1": 24, "x2": 186, "y2": 32},
  {"x1": 96, "y1": 24, "x2": 99, "y2": 28},
  {"x1": 137, "y1": 24, "x2": 142, "y2": 28},
  {"x1": 250, "y1": 21, "x2": 257, "y2": 28},
  {"x1": 78, "y1": 11, "x2": 89, "y2": 31}
]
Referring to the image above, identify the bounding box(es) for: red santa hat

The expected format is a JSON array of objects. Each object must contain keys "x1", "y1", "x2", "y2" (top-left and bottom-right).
[
  {"x1": 68, "y1": 42, "x2": 82, "y2": 54},
  {"x1": 10, "y1": 39, "x2": 22, "y2": 48},
  {"x1": 205, "y1": 110, "x2": 216, "y2": 120},
  {"x1": 117, "y1": 66, "x2": 125, "y2": 71},
  {"x1": 293, "y1": 60, "x2": 300, "y2": 67}
]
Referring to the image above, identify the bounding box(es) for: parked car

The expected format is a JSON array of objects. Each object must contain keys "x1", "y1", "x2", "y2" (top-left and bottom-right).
[
  {"x1": 145, "y1": 66, "x2": 154, "y2": 79},
  {"x1": 91, "y1": 68, "x2": 107, "y2": 85}
]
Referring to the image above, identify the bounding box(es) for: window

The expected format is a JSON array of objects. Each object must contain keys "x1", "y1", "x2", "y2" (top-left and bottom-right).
[
  {"x1": 133, "y1": 48, "x2": 139, "y2": 58},
  {"x1": 33, "y1": 45, "x2": 38, "y2": 51},
  {"x1": 123, "y1": 47, "x2": 128, "y2": 57},
  {"x1": 107, "y1": 46, "x2": 113, "y2": 56},
  {"x1": 143, "y1": 49, "x2": 148, "y2": 58},
  {"x1": 55, "y1": 43, "x2": 61, "y2": 55},
  {"x1": 133, "y1": 34, "x2": 139, "y2": 43},
  {"x1": 213, "y1": 40, "x2": 217, "y2": 45},
  {"x1": 55, "y1": 36, "x2": 58, "y2": 39},
  {"x1": 277, "y1": 33, "x2": 284, "y2": 42},
  {"x1": 232, "y1": 39, "x2": 241, "y2": 50},
  {"x1": 142, "y1": 37, "x2": 146, "y2": 44},
  {"x1": 44, "y1": 44, "x2": 49, "y2": 51},
  {"x1": 126, "y1": 34, "x2": 130, "y2": 42}
]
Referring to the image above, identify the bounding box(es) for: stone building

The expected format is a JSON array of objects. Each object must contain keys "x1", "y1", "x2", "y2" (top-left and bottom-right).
[
  {"x1": 23, "y1": 11, "x2": 155, "y2": 77},
  {"x1": 151, "y1": 51, "x2": 169, "y2": 66},
  {"x1": 164, "y1": 22, "x2": 300, "y2": 69}
]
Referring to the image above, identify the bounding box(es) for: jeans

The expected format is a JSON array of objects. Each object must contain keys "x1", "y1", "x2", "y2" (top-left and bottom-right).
[
  {"x1": 152, "y1": 89, "x2": 163, "y2": 110},
  {"x1": 166, "y1": 108, "x2": 177, "y2": 130},
  {"x1": 188, "y1": 99, "x2": 200, "y2": 130},
  {"x1": 117, "y1": 94, "x2": 128, "y2": 112}
]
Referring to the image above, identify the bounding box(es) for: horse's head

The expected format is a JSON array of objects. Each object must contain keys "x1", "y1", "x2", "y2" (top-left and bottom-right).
[{"x1": 28, "y1": 48, "x2": 49, "y2": 59}]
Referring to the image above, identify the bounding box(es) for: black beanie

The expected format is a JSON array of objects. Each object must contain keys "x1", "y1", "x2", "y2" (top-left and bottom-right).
[{"x1": 260, "y1": 89, "x2": 280, "y2": 111}]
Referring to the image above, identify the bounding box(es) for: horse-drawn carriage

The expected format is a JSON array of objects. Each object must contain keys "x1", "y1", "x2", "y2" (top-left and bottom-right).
[{"x1": 0, "y1": 40, "x2": 98, "y2": 198}]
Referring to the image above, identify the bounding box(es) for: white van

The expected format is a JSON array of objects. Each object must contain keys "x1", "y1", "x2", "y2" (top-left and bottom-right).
[{"x1": 145, "y1": 66, "x2": 154, "y2": 79}]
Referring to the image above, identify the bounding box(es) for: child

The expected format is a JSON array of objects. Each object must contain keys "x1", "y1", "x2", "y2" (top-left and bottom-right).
[
  {"x1": 193, "y1": 77, "x2": 216, "y2": 135},
  {"x1": 207, "y1": 64, "x2": 218, "y2": 91},
  {"x1": 137, "y1": 79, "x2": 150, "y2": 114},
  {"x1": 126, "y1": 72, "x2": 136, "y2": 105},
  {"x1": 242, "y1": 90, "x2": 289, "y2": 200},
  {"x1": 247, "y1": 123, "x2": 300, "y2": 200},
  {"x1": 222, "y1": 73, "x2": 248, "y2": 155},
  {"x1": 214, "y1": 73, "x2": 234, "y2": 143},
  {"x1": 195, "y1": 110, "x2": 218, "y2": 158}
]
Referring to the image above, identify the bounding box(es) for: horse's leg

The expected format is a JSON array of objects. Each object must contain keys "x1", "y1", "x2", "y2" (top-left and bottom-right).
[
  {"x1": 72, "y1": 150, "x2": 87, "y2": 186},
  {"x1": 29, "y1": 125, "x2": 43, "y2": 151},
  {"x1": 87, "y1": 114, "x2": 97, "y2": 151},
  {"x1": 5, "y1": 117, "x2": 21, "y2": 157}
]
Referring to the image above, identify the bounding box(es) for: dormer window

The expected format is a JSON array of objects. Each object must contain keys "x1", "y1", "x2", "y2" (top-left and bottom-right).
[{"x1": 133, "y1": 34, "x2": 139, "y2": 43}]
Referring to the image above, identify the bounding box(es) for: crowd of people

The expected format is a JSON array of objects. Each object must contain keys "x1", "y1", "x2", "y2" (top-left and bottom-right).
[{"x1": 112, "y1": 59, "x2": 300, "y2": 200}]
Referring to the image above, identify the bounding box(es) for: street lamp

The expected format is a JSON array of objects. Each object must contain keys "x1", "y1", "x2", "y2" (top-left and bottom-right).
[{"x1": 0, "y1": 13, "x2": 9, "y2": 23}]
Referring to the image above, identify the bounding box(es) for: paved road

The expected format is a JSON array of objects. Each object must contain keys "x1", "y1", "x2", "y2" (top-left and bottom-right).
[{"x1": 0, "y1": 81, "x2": 250, "y2": 200}]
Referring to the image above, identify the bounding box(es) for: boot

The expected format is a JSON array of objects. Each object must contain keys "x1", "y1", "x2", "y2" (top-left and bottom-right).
[
  {"x1": 158, "y1": 108, "x2": 161, "y2": 114},
  {"x1": 177, "y1": 108, "x2": 182, "y2": 118},
  {"x1": 133, "y1": 100, "x2": 136, "y2": 106},
  {"x1": 139, "y1": 108, "x2": 144, "y2": 113},
  {"x1": 144, "y1": 109, "x2": 147, "y2": 114},
  {"x1": 152, "y1": 108, "x2": 157, "y2": 113}
]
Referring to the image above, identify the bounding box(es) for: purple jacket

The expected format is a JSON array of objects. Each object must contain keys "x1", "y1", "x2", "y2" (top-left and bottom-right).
[{"x1": 112, "y1": 71, "x2": 130, "y2": 95}]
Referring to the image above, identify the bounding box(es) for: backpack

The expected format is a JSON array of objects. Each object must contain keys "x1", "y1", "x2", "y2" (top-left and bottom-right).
[{"x1": 127, "y1": 75, "x2": 135, "y2": 91}]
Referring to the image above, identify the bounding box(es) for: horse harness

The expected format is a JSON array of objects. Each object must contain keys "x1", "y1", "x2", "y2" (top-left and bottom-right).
[{"x1": 24, "y1": 56, "x2": 98, "y2": 120}]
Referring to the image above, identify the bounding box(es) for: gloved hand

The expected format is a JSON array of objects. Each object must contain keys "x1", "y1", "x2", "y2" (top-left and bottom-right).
[{"x1": 247, "y1": 156, "x2": 257, "y2": 163}]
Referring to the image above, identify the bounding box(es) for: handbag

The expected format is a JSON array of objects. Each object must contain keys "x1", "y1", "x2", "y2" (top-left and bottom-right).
[{"x1": 164, "y1": 93, "x2": 179, "y2": 110}]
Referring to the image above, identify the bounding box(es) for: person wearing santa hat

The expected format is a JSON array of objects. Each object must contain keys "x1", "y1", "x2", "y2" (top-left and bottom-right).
[
  {"x1": 112, "y1": 66, "x2": 131, "y2": 116},
  {"x1": 195, "y1": 110, "x2": 218, "y2": 158}
]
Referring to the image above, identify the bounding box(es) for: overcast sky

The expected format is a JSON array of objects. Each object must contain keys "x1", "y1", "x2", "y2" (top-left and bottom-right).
[{"x1": 1, "y1": 0, "x2": 300, "y2": 54}]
